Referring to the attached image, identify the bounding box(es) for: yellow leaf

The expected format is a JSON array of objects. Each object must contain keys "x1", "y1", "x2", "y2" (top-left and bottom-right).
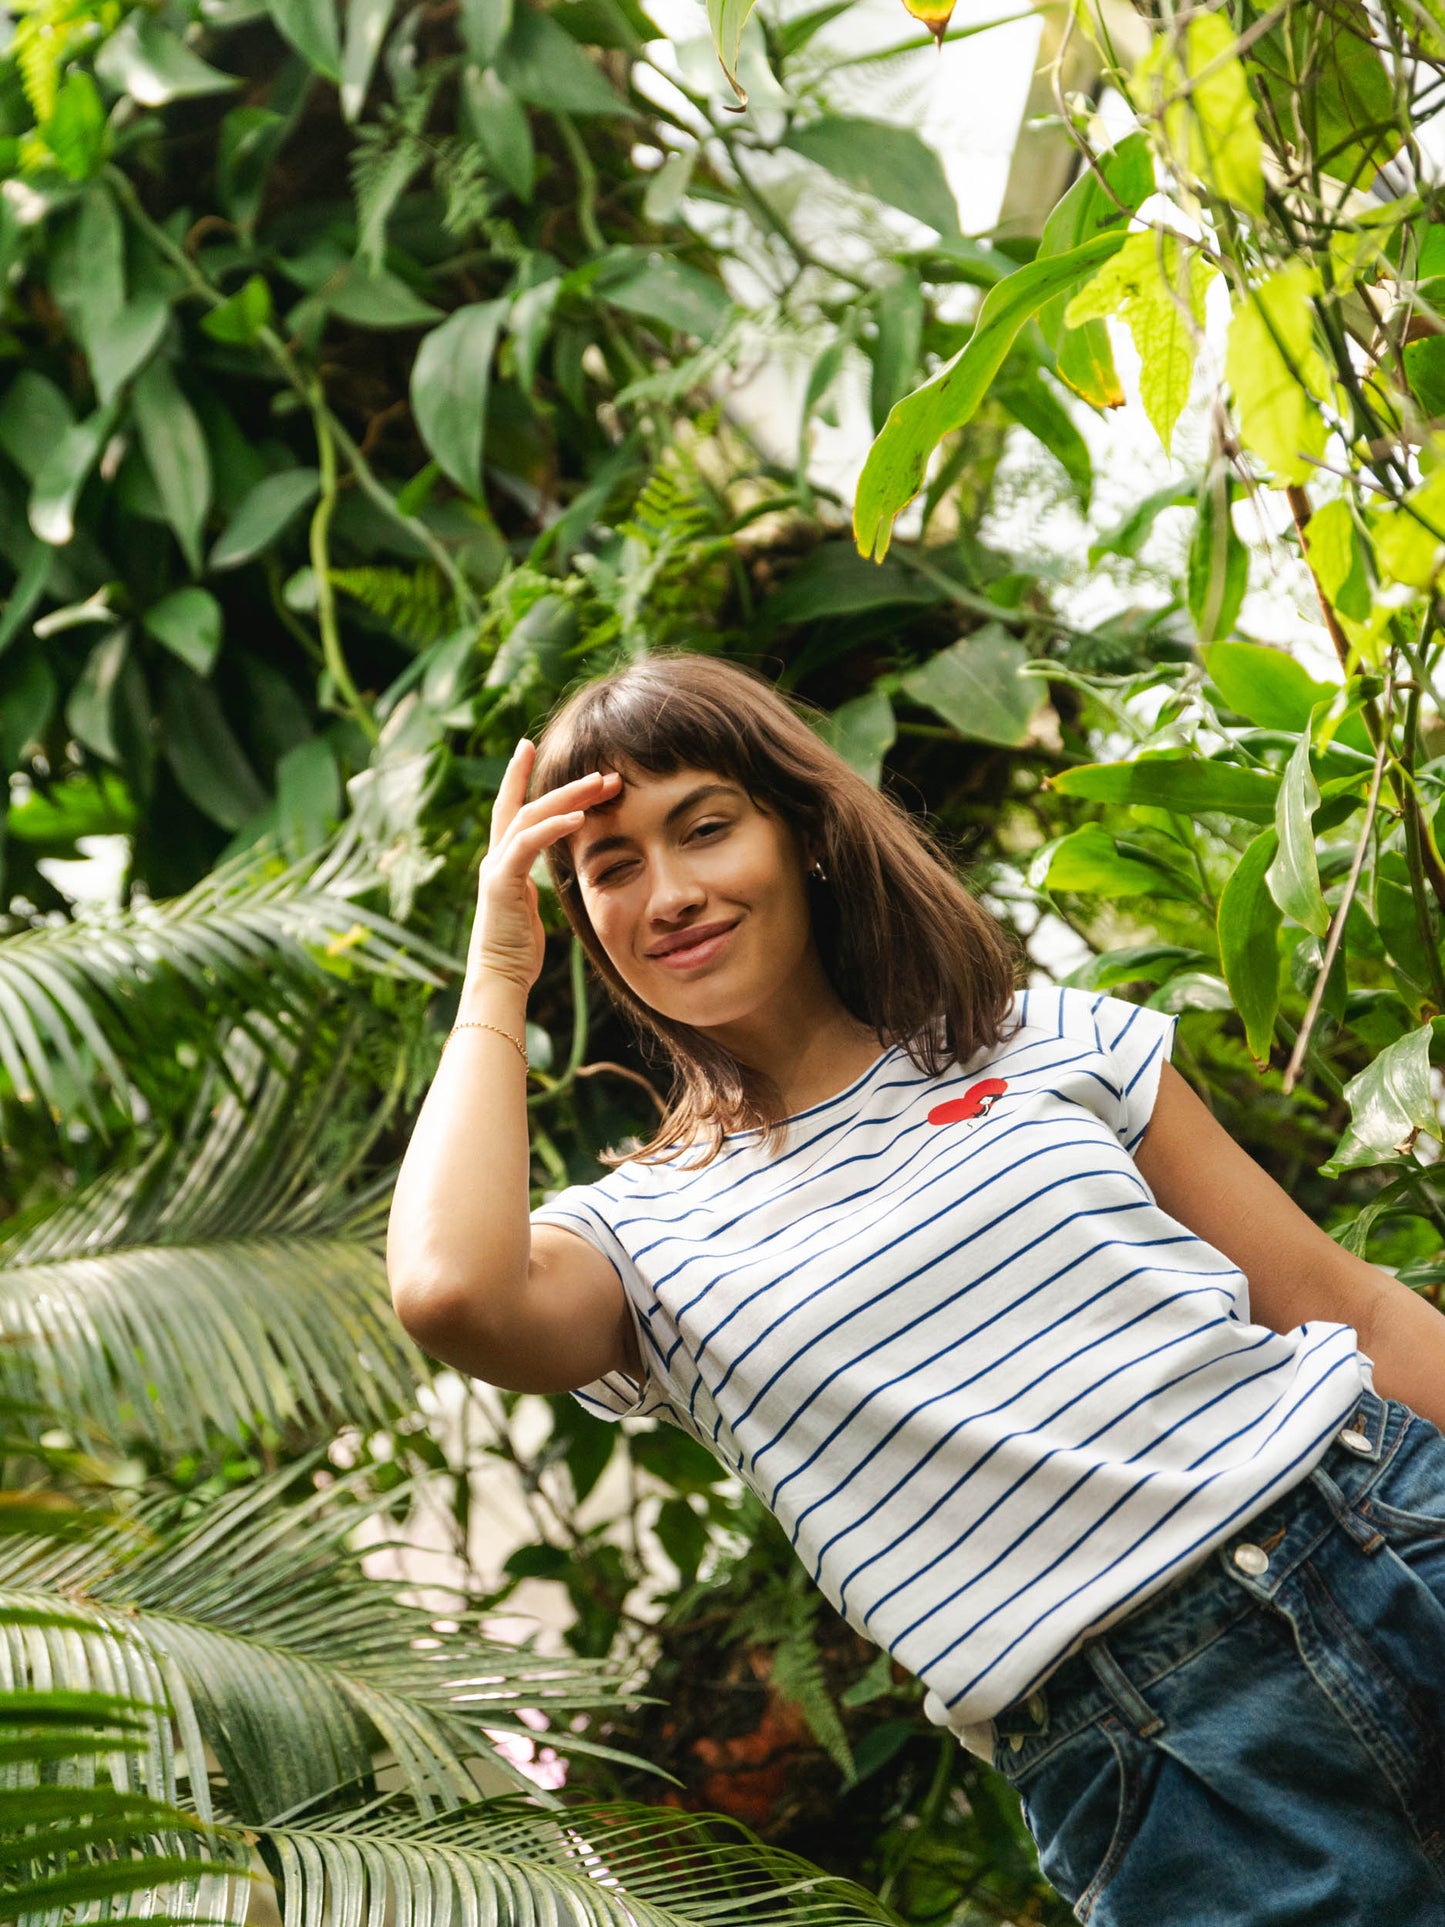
[
  {"x1": 1065, "y1": 230, "x2": 1212, "y2": 455},
  {"x1": 1368, "y1": 467, "x2": 1445, "y2": 590},
  {"x1": 1225, "y1": 262, "x2": 1330, "y2": 484},
  {"x1": 1135, "y1": 11, "x2": 1264, "y2": 215},
  {"x1": 900, "y1": 0, "x2": 955, "y2": 44}
]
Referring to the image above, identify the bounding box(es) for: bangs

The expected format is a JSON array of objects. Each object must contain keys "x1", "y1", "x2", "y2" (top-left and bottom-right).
[{"x1": 533, "y1": 662, "x2": 775, "y2": 801}]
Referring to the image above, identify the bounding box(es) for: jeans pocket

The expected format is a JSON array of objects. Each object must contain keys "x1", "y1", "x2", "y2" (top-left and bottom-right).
[
  {"x1": 1360, "y1": 1410, "x2": 1445, "y2": 1541},
  {"x1": 1016, "y1": 1713, "x2": 1156, "y2": 1922}
]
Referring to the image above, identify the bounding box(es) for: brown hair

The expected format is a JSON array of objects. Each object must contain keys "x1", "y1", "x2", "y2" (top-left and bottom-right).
[{"x1": 530, "y1": 651, "x2": 1024, "y2": 1167}]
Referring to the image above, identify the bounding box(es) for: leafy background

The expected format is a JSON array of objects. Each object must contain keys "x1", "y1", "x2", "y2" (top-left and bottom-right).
[{"x1": 6, "y1": 0, "x2": 1445, "y2": 1916}]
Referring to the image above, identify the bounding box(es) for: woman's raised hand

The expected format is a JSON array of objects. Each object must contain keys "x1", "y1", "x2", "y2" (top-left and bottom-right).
[{"x1": 468, "y1": 739, "x2": 620, "y2": 991}]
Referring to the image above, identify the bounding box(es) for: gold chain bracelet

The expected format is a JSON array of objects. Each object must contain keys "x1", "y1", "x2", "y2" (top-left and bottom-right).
[{"x1": 444, "y1": 1020, "x2": 529, "y2": 1067}]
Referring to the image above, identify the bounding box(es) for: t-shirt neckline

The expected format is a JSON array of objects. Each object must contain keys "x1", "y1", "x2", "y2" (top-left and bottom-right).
[{"x1": 722, "y1": 1040, "x2": 903, "y2": 1140}]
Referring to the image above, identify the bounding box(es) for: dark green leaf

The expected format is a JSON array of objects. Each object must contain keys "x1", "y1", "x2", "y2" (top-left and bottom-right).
[
  {"x1": 1217, "y1": 826, "x2": 1281, "y2": 1063},
  {"x1": 142, "y1": 587, "x2": 224, "y2": 676},
  {"x1": 460, "y1": 66, "x2": 534, "y2": 200},
  {"x1": 766, "y1": 545, "x2": 946, "y2": 624},
  {"x1": 29, "y1": 409, "x2": 114, "y2": 547},
  {"x1": 654, "y1": 1496, "x2": 707, "y2": 1581},
  {"x1": 1047, "y1": 757, "x2": 1281, "y2": 822},
  {"x1": 317, "y1": 263, "x2": 444, "y2": 329},
  {"x1": 44, "y1": 73, "x2": 107, "y2": 180},
  {"x1": 868, "y1": 268, "x2": 924, "y2": 435},
  {"x1": 813, "y1": 687, "x2": 896, "y2": 788},
  {"x1": 1187, "y1": 460, "x2": 1248, "y2": 643},
  {"x1": 460, "y1": 0, "x2": 513, "y2": 66},
  {"x1": 208, "y1": 469, "x2": 320, "y2": 571},
  {"x1": 596, "y1": 252, "x2": 732, "y2": 337},
  {"x1": 160, "y1": 665, "x2": 268, "y2": 829},
  {"x1": 1033, "y1": 822, "x2": 1197, "y2": 899},
  {"x1": 341, "y1": 0, "x2": 395, "y2": 119},
  {"x1": 410, "y1": 300, "x2": 508, "y2": 498},
  {"x1": 64, "y1": 628, "x2": 131, "y2": 765},
  {"x1": 0, "y1": 373, "x2": 74, "y2": 481},
  {"x1": 94, "y1": 13, "x2": 238, "y2": 104},
  {"x1": 1266, "y1": 710, "x2": 1329, "y2": 936},
  {"x1": 131, "y1": 360, "x2": 212, "y2": 574},
  {"x1": 1322, "y1": 1021, "x2": 1439, "y2": 1174},
  {"x1": 494, "y1": 5, "x2": 629, "y2": 113},
  {"x1": 784, "y1": 116, "x2": 959, "y2": 238},
  {"x1": 995, "y1": 363, "x2": 1092, "y2": 508}
]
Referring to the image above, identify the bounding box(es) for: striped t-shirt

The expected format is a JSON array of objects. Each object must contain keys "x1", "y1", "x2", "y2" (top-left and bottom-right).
[{"x1": 529, "y1": 983, "x2": 1373, "y2": 1747}]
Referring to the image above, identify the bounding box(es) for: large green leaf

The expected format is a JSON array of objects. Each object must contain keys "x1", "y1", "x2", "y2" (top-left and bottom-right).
[
  {"x1": 340, "y1": 0, "x2": 394, "y2": 119},
  {"x1": 854, "y1": 231, "x2": 1127, "y2": 561},
  {"x1": 29, "y1": 406, "x2": 115, "y2": 546},
  {"x1": 142, "y1": 587, "x2": 223, "y2": 676},
  {"x1": 1045, "y1": 756, "x2": 1281, "y2": 822},
  {"x1": 783, "y1": 117, "x2": 959, "y2": 238},
  {"x1": 1246, "y1": 0, "x2": 1401, "y2": 188},
  {"x1": 1031, "y1": 823, "x2": 1198, "y2": 901},
  {"x1": 263, "y1": 0, "x2": 340, "y2": 78},
  {"x1": 896, "y1": 623, "x2": 1044, "y2": 746},
  {"x1": 1217, "y1": 825, "x2": 1281, "y2": 1064},
  {"x1": 94, "y1": 12, "x2": 238, "y2": 104},
  {"x1": 410, "y1": 301, "x2": 509, "y2": 499}
]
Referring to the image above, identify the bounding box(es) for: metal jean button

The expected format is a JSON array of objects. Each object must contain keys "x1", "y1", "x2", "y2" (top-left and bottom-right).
[
  {"x1": 1233, "y1": 1542, "x2": 1270, "y2": 1575},
  {"x1": 1340, "y1": 1427, "x2": 1373, "y2": 1454}
]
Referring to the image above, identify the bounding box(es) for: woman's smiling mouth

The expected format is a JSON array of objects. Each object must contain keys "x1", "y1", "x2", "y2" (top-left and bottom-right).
[{"x1": 647, "y1": 920, "x2": 741, "y2": 969}]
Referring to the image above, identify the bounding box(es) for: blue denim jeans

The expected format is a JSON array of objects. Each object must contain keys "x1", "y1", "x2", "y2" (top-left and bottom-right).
[{"x1": 987, "y1": 1387, "x2": 1445, "y2": 1925}]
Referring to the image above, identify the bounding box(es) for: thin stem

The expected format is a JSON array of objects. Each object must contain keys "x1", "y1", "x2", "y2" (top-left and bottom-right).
[{"x1": 308, "y1": 397, "x2": 379, "y2": 744}]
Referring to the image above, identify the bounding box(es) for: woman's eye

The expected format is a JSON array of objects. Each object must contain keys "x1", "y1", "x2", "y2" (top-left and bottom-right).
[{"x1": 594, "y1": 823, "x2": 727, "y2": 886}]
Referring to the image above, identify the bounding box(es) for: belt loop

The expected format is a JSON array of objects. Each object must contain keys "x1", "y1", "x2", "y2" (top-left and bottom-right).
[
  {"x1": 1084, "y1": 1637, "x2": 1165, "y2": 1739},
  {"x1": 1309, "y1": 1461, "x2": 1387, "y2": 1554}
]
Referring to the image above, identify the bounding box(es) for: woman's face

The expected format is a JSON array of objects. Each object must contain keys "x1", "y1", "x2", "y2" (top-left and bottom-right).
[{"x1": 569, "y1": 761, "x2": 816, "y2": 1026}]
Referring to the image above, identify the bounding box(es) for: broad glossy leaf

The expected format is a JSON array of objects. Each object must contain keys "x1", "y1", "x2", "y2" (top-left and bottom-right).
[
  {"x1": 0, "y1": 372, "x2": 73, "y2": 480},
  {"x1": 143, "y1": 587, "x2": 223, "y2": 676},
  {"x1": 1202, "y1": 640, "x2": 1337, "y2": 732},
  {"x1": 1217, "y1": 825, "x2": 1281, "y2": 1063},
  {"x1": 813, "y1": 687, "x2": 896, "y2": 788},
  {"x1": 854, "y1": 230, "x2": 1126, "y2": 561},
  {"x1": 1046, "y1": 757, "x2": 1281, "y2": 821},
  {"x1": 1322, "y1": 1021, "x2": 1439, "y2": 1173},
  {"x1": 208, "y1": 469, "x2": 320, "y2": 571},
  {"x1": 1266, "y1": 707, "x2": 1329, "y2": 936},
  {"x1": 897, "y1": 623, "x2": 1043, "y2": 747},
  {"x1": 1031, "y1": 822, "x2": 1197, "y2": 900},
  {"x1": 1036, "y1": 130, "x2": 1152, "y2": 411},
  {"x1": 783, "y1": 116, "x2": 959, "y2": 238},
  {"x1": 1187, "y1": 460, "x2": 1248, "y2": 642},
  {"x1": 765, "y1": 545, "x2": 945, "y2": 624},
  {"x1": 94, "y1": 13, "x2": 238, "y2": 104},
  {"x1": 340, "y1": 0, "x2": 394, "y2": 119},
  {"x1": 131, "y1": 360, "x2": 211, "y2": 574},
  {"x1": 318, "y1": 263, "x2": 443, "y2": 329},
  {"x1": 89, "y1": 287, "x2": 170, "y2": 407},
  {"x1": 1225, "y1": 262, "x2": 1330, "y2": 486},
  {"x1": 410, "y1": 300, "x2": 508, "y2": 499},
  {"x1": 459, "y1": 0, "x2": 512, "y2": 65},
  {"x1": 263, "y1": 0, "x2": 340, "y2": 78},
  {"x1": 494, "y1": 5, "x2": 629, "y2": 113}
]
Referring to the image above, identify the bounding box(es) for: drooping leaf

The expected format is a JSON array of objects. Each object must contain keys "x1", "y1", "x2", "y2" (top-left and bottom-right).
[
  {"x1": 29, "y1": 407, "x2": 115, "y2": 547},
  {"x1": 208, "y1": 469, "x2": 321, "y2": 571},
  {"x1": 160, "y1": 665, "x2": 268, "y2": 829},
  {"x1": 868, "y1": 268, "x2": 925, "y2": 435},
  {"x1": 1201, "y1": 640, "x2": 1338, "y2": 732},
  {"x1": 783, "y1": 116, "x2": 960, "y2": 238},
  {"x1": 592, "y1": 249, "x2": 732, "y2": 337},
  {"x1": 1135, "y1": 9, "x2": 1264, "y2": 213},
  {"x1": 1065, "y1": 230, "x2": 1213, "y2": 456},
  {"x1": 1247, "y1": 0, "x2": 1401, "y2": 190},
  {"x1": 341, "y1": 0, "x2": 395, "y2": 119},
  {"x1": 263, "y1": 0, "x2": 341, "y2": 79},
  {"x1": 63, "y1": 628, "x2": 131, "y2": 765},
  {"x1": 1187, "y1": 458, "x2": 1248, "y2": 642},
  {"x1": 459, "y1": 65, "x2": 534, "y2": 200},
  {"x1": 1035, "y1": 130, "x2": 1153, "y2": 414},
  {"x1": 1225, "y1": 262, "x2": 1331, "y2": 486},
  {"x1": 1030, "y1": 822, "x2": 1197, "y2": 900},
  {"x1": 854, "y1": 230, "x2": 1126, "y2": 560},
  {"x1": 200, "y1": 274, "x2": 273, "y2": 346},
  {"x1": 1217, "y1": 825, "x2": 1282, "y2": 1064},
  {"x1": 131, "y1": 360, "x2": 212, "y2": 575},
  {"x1": 896, "y1": 623, "x2": 1044, "y2": 747},
  {"x1": 94, "y1": 12, "x2": 238, "y2": 104},
  {"x1": 1266, "y1": 704, "x2": 1330, "y2": 936},
  {"x1": 409, "y1": 300, "x2": 509, "y2": 500}
]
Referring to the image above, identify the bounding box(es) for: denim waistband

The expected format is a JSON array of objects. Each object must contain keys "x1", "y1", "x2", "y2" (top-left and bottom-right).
[{"x1": 968, "y1": 1386, "x2": 1407, "y2": 1771}]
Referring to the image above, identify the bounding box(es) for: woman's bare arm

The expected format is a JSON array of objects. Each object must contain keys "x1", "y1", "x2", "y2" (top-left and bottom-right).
[{"x1": 386, "y1": 742, "x2": 637, "y2": 1392}]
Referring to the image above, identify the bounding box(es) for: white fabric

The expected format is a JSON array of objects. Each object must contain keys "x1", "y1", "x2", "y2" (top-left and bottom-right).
[{"x1": 529, "y1": 984, "x2": 1373, "y2": 1735}]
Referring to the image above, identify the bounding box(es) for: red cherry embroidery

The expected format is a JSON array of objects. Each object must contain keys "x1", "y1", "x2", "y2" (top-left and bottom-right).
[{"x1": 929, "y1": 1078, "x2": 1009, "y2": 1126}]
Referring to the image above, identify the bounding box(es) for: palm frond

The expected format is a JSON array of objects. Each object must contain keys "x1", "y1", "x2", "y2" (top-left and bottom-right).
[
  {"x1": 253, "y1": 1793, "x2": 900, "y2": 1927},
  {"x1": 0, "y1": 1020, "x2": 423, "y2": 1448},
  {"x1": 0, "y1": 827, "x2": 454, "y2": 1133},
  {"x1": 0, "y1": 1461, "x2": 644, "y2": 1827}
]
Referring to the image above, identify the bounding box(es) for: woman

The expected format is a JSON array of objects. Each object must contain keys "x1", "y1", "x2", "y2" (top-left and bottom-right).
[{"x1": 387, "y1": 651, "x2": 1445, "y2": 1925}]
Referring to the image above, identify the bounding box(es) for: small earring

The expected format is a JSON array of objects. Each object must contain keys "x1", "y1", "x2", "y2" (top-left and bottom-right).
[{"x1": 809, "y1": 859, "x2": 828, "y2": 882}]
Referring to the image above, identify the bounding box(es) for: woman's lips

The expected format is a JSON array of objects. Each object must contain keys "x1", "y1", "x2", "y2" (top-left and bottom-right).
[{"x1": 649, "y1": 922, "x2": 739, "y2": 970}]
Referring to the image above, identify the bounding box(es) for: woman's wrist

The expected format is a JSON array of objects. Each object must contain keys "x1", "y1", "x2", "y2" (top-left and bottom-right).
[{"x1": 455, "y1": 965, "x2": 531, "y2": 1028}]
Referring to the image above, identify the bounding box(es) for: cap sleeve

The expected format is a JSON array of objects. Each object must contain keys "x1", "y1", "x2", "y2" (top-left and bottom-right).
[
  {"x1": 529, "y1": 1184, "x2": 673, "y2": 1424},
  {"x1": 1087, "y1": 990, "x2": 1178, "y2": 1154}
]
